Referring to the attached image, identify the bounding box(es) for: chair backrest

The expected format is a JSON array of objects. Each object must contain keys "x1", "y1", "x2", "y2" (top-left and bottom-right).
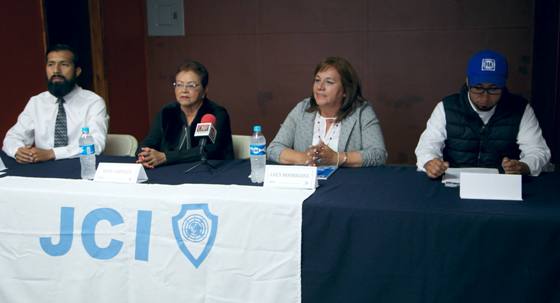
[
  {"x1": 104, "y1": 134, "x2": 139, "y2": 157},
  {"x1": 232, "y1": 135, "x2": 251, "y2": 159}
]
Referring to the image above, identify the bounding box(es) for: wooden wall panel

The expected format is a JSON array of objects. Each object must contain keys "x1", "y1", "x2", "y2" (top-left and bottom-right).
[
  {"x1": 0, "y1": 2, "x2": 46, "y2": 139},
  {"x1": 145, "y1": 0, "x2": 535, "y2": 164}
]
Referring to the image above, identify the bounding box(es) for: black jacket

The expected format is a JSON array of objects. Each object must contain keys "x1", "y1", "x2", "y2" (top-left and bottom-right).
[{"x1": 140, "y1": 99, "x2": 234, "y2": 164}]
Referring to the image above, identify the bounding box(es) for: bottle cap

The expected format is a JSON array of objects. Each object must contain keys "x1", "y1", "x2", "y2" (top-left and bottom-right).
[
  {"x1": 253, "y1": 125, "x2": 262, "y2": 132},
  {"x1": 81, "y1": 127, "x2": 90, "y2": 133}
]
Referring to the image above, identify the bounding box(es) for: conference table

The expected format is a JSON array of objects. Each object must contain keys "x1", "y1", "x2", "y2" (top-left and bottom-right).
[{"x1": 1, "y1": 152, "x2": 559, "y2": 303}]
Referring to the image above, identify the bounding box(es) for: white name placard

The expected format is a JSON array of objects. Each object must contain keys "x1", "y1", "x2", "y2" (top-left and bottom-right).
[
  {"x1": 264, "y1": 165, "x2": 317, "y2": 189},
  {"x1": 460, "y1": 172, "x2": 522, "y2": 201},
  {"x1": 94, "y1": 162, "x2": 148, "y2": 183}
]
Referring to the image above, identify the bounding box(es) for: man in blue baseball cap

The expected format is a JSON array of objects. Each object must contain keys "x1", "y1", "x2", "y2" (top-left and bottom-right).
[{"x1": 415, "y1": 49, "x2": 550, "y2": 178}]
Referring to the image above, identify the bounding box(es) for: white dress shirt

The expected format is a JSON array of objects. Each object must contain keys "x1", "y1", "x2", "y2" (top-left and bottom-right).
[
  {"x1": 2, "y1": 86, "x2": 109, "y2": 160},
  {"x1": 415, "y1": 95, "x2": 551, "y2": 176}
]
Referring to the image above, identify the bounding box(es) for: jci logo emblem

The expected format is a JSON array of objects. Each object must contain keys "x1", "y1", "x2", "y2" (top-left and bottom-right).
[
  {"x1": 40, "y1": 204, "x2": 218, "y2": 268},
  {"x1": 172, "y1": 204, "x2": 218, "y2": 268}
]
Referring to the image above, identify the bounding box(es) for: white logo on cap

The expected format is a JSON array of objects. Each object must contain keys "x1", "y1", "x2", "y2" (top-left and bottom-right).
[{"x1": 481, "y1": 58, "x2": 496, "y2": 71}]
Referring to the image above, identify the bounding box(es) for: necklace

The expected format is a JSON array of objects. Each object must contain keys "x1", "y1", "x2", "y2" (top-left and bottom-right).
[{"x1": 315, "y1": 114, "x2": 340, "y2": 148}]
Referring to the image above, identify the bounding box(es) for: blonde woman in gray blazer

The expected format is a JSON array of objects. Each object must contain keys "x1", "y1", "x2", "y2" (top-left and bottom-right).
[{"x1": 268, "y1": 57, "x2": 387, "y2": 167}]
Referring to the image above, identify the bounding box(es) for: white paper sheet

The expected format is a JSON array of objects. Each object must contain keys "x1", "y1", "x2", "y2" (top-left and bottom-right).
[{"x1": 442, "y1": 167, "x2": 499, "y2": 187}]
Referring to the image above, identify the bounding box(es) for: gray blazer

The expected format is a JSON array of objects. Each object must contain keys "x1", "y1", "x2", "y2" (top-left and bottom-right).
[{"x1": 268, "y1": 98, "x2": 387, "y2": 167}]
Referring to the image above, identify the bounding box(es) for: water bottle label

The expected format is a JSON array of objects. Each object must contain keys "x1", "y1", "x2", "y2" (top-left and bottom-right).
[
  {"x1": 80, "y1": 144, "x2": 95, "y2": 155},
  {"x1": 249, "y1": 144, "x2": 266, "y2": 156}
]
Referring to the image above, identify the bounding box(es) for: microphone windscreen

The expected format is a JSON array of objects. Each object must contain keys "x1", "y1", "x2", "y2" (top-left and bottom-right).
[{"x1": 201, "y1": 113, "x2": 216, "y2": 125}]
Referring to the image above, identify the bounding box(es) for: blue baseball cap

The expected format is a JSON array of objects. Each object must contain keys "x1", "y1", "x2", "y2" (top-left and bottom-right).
[{"x1": 466, "y1": 50, "x2": 508, "y2": 88}]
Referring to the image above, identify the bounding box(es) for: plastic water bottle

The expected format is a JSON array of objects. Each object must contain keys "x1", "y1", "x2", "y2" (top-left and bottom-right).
[
  {"x1": 250, "y1": 125, "x2": 266, "y2": 183},
  {"x1": 79, "y1": 127, "x2": 96, "y2": 180}
]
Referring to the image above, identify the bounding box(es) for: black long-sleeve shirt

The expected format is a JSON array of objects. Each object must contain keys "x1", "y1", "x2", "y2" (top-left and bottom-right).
[{"x1": 140, "y1": 99, "x2": 234, "y2": 164}]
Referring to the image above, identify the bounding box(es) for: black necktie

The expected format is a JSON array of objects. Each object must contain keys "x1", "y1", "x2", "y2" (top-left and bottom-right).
[{"x1": 54, "y1": 98, "x2": 68, "y2": 147}]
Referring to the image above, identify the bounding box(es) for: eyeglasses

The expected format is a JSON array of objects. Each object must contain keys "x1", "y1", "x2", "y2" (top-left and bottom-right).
[
  {"x1": 469, "y1": 86, "x2": 502, "y2": 95},
  {"x1": 173, "y1": 82, "x2": 201, "y2": 91}
]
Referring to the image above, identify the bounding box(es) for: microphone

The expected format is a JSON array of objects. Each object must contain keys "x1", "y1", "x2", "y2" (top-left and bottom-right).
[{"x1": 194, "y1": 114, "x2": 217, "y2": 161}]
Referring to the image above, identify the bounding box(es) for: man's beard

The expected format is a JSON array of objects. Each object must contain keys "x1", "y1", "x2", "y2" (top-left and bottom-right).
[{"x1": 47, "y1": 75, "x2": 77, "y2": 98}]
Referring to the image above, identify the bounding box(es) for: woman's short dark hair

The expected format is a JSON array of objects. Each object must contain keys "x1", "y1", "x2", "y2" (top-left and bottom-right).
[
  {"x1": 307, "y1": 56, "x2": 365, "y2": 121},
  {"x1": 175, "y1": 60, "x2": 209, "y2": 89}
]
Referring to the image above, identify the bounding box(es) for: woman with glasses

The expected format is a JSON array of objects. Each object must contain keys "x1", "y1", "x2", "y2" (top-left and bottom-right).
[
  {"x1": 415, "y1": 50, "x2": 550, "y2": 178},
  {"x1": 137, "y1": 60, "x2": 233, "y2": 168},
  {"x1": 267, "y1": 56, "x2": 387, "y2": 167}
]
